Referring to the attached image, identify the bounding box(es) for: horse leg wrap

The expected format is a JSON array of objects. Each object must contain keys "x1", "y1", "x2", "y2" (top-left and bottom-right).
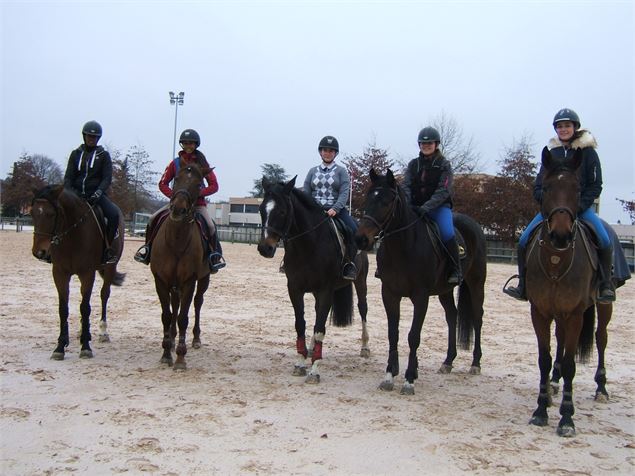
[
  {"x1": 311, "y1": 333, "x2": 325, "y2": 363},
  {"x1": 296, "y1": 336, "x2": 308, "y2": 358}
]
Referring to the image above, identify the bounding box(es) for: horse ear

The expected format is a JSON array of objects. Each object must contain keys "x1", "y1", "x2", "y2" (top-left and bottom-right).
[
  {"x1": 284, "y1": 175, "x2": 297, "y2": 193},
  {"x1": 52, "y1": 184, "x2": 64, "y2": 198},
  {"x1": 386, "y1": 169, "x2": 395, "y2": 186},
  {"x1": 261, "y1": 176, "x2": 270, "y2": 192},
  {"x1": 571, "y1": 148, "x2": 583, "y2": 170},
  {"x1": 541, "y1": 146, "x2": 553, "y2": 169},
  {"x1": 369, "y1": 168, "x2": 378, "y2": 182}
]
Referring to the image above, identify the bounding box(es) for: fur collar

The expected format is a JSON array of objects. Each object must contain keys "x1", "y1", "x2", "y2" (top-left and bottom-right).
[{"x1": 548, "y1": 129, "x2": 597, "y2": 150}]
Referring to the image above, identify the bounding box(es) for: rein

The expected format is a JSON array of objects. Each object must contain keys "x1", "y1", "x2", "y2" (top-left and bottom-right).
[
  {"x1": 264, "y1": 195, "x2": 330, "y2": 243},
  {"x1": 537, "y1": 219, "x2": 580, "y2": 282},
  {"x1": 170, "y1": 189, "x2": 196, "y2": 221}
]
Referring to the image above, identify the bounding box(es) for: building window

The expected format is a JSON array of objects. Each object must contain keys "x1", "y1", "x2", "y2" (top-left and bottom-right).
[
  {"x1": 245, "y1": 204, "x2": 260, "y2": 214},
  {"x1": 230, "y1": 204, "x2": 244, "y2": 213}
]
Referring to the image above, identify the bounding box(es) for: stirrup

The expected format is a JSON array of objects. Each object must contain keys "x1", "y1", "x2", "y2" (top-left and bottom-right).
[
  {"x1": 134, "y1": 245, "x2": 150, "y2": 264},
  {"x1": 502, "y1": 274, "x2": 526, "y2": 301},
  {"x1": 104, "y1": 248, "x2": 118, "y2": 265},
  {"x1": 209, "y1": 252, "x2": 226, "y2": 271},
  {"x1": 448, "y1": 271, "x2": 461, "y2": 285},
  {"x1": 597, "y1": 287, "x2": 616, "y2": 303},
  {"x1": 342, "y1": 263, "x2": 358, "y2": 281}
]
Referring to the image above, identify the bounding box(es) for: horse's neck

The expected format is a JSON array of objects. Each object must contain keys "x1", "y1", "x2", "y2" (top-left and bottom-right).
[{"x1": 289, "y1": 198, "x2": 326, "y2": 239}]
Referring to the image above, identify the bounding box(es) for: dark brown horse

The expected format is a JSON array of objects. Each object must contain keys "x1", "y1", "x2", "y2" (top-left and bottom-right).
[
  {"x1": 524, "y1": 146, "x2": 599, "y2": 437},
  {"x1": 355, "y1": 169, "x2": 487, "y2": 395},
  {"x1": 257, "y1": 177, "x2": 370, "y2": 383},
  {"x1": 31, "y1": 185, "x2": 125, "y2": 360},
  {"x1": 151, "y1": 163, "x2": 210, "y2": 370}
]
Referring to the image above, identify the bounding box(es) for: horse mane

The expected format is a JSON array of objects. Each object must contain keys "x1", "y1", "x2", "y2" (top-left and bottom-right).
[{"x1": 290, "y1": 186, "x2": 324, "y2": 213}]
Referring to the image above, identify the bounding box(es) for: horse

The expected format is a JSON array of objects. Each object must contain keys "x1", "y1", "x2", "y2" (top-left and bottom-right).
[
  {"x1": 355, "y1": 168, "x2": 487, "y2": 395},
  {"x1": 523, "y1": 146, "x2": 602, "y2": 437},
  {"x1": 257, "y1": 176, "x2": 370, "y2": 383},
  {"x1": 150, "y1": 162, "x2": 210, "y2": 370},
  {"x1": 31, "y1": 185, "x2": 125, "y2": 360}
]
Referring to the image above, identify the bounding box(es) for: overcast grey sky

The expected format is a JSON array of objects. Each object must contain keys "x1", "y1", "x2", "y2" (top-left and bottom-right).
[{"x1": 2, "y1": 0, "x2": 633, "y2": 222}]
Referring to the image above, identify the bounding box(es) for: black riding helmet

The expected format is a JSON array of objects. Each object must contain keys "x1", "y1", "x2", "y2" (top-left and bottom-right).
[
  {"x1": 180, "y1": 129, "x2": 201, "y2": 147},
  {"x1": 318, "y1": 136, "x2": 339, "y2": 153},
  {"x1": 82, "y1": 120, "x2": 102, "y2": 138},
  {"x1": 417, "y1": 126, "x2": 440, "y2": 144},
  {"x1": 552, "y1": 108, "x2": 581, "y2": 129}
]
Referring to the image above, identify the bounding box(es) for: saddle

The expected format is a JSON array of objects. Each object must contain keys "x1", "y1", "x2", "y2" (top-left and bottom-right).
[
  {"x1": 89, "y1": 202, "x2": 118, "y2": 247},
  {"x1": 423, "y1": 217, "x2": 467, "y2": 261},
  {"x1": 329, "y1": 216, "x2": 355, "y2": 262}
]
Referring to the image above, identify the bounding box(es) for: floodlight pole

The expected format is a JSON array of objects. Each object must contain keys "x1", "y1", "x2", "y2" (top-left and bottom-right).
[{"x1": 169, "y1": 91, "x2": 185, "y2": 159}]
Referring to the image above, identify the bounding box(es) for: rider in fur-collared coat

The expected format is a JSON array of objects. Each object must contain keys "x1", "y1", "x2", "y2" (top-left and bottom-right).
[{"x1": 504, "y1": 108, "x2": 615, "y2": 302}]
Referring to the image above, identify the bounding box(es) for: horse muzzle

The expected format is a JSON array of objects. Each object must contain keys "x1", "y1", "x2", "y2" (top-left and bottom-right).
[
  {"x1": 257, "y1": 240, "x2": 277, "y2": 258},
  {"x1": 32, "y1": 249, "x2": 51, "y2": 262},
  {"x1": 355, "y1": 229, "x2": 375, "y2": 252}
]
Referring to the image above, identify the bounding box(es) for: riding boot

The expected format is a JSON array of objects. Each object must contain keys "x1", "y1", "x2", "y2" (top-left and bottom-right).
[
  {"x1": 342, "y1": 229, "x2": 358, "y2": 281},
  {"x1": 444, "y1": 238, "x2": 462, "y2": 285},
  {"x1": 134, "y1": 219, "x2": 156, "y2": 265},
  {"x1": 208, "y1": 233, "x2": 226, "y2": 274},
  {"x1": 504, "y1": 245, "x2": 527, "y2": 301},
  {"x1": 103, "y1": 222, "x2": 118, "y2": 265},
  {"x1": 597, "y1": 246, "x2": 616, "y2": 302}
]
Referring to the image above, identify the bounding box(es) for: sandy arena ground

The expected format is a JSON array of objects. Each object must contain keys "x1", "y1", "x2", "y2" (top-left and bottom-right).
[{"x1": 1, "y1": 230, "x2": 633, "y2": 475}]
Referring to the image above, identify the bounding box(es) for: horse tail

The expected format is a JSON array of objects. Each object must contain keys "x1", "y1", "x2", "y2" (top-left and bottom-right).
[
  {"x1": 457, "y1": 280, "x2": 474, "y2": 350},
  {"x1": 576, "y1": 304, "x2": 595, "y2": 364},
  {"x1": 99, "y1": 269, "x2": 126, "y2": 287},
  {"x1": 330, "y1": 283, "x2": 353, "y2": 327}
]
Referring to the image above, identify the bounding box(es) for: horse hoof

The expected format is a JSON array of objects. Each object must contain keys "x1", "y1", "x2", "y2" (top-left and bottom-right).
[
  {"x1": 595, "y1": 392, "x2": 609, "y2": 403},
  {"x1": 438, "y1": 364, "x2": 452, "y2": 374},
  {"x1": 160, "y1": 357, "x2": 173, "y2": 366},
  {"x1": 173, "y1": 362, "x2": 187, "y2": 371},
  {"x1": 192, "y1": 340, "x2": 201, "y2": 349},
  {"x1": 98, "y1": 334, "x2": 110, "y2": 343},
  {"x1": 378, "y1": 381, "x2": 394, "y2": 392},
  {"x1": 292, "y1": 366, "x2": 307, "y2": 377},
  {"x1": 79, "y1": 350, "x2": 94, "y2": 359},
  {"x1": 529, "y1": 415, "x2": 548, "y2": 427},
  {"x1": 557, "y1": 425, "x2": 576, "y2": 437},
  {"x1": 400, "y1": 383, "x2": 415, "y2": 395},
  {"x1": 50, "y1": 352, "x2": 65, "y2": 361},
  {"x1": 360, "y1": 348, "x2": 371, "y2": 359},
  {"x1": 469, "y1": 366, "x2": 481, "y2": 375},
  {"x1": 305, "y1": 373, "x2": 320, "y2": 384}
]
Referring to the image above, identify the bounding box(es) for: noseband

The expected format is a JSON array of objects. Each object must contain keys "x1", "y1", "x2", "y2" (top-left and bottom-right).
[
  {"x1": 32, "y1": 197, "x2": 93, "y2": 245},
  {"x1": 263, "y1": 195, "x2": 330, "y2": 243},
  {"x1": 170, "y1": 189, "x2": 195, "y2": 218}
]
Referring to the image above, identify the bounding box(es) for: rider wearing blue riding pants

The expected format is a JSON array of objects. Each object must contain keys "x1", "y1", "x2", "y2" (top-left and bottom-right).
[
  {"x1": 403, "y1": 126, "x2": 461, "y2": 285},
  {"x1": 505, "y1": 108, "x2": 615, "y2": 302},
  {"x1": 303, "y1": 135, "x2": 358, "y2": 281},
  {"x1": 63, "y1": 120, "x2": 119, "y2": 265}
]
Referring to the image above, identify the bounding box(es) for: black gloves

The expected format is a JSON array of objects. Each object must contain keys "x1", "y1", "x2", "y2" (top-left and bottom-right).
[{"x1": 88, "y1": 189, "x2": 103, "y2": 204}]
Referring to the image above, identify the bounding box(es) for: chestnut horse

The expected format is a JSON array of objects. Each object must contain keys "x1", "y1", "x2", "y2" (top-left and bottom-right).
[
  {"x1": 257, "y1": 177, "x2": 370, "y2": 383},
  {"x1": 355, "y1": 169, "x2": 487, "y2": 395},
  {"x1": 524, "y1": 146, "x2": 599, "y2": 437},
  {"x1": 150, "y1": 163, "x2": 210, "y2": 370},
  {"x1": 31, "y1": 185, "x2": 125, "y2": 360}
]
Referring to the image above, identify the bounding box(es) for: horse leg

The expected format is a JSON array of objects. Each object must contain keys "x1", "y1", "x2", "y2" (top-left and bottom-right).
[
  {"x1": 437, "y1": 293, "x2": 457, "y2": 374},
  {"x1": 98, "y1": 276, "x2": 111, "y2": 343},
  {"x1": 379, "y1": 288, "x2": 401, "y2": 391},
  {"x1": 305, "y1": 290, "x2": 332, "y2": 384},
  {"x1": 51, "y1": 271, "x2": 71, "y2": 360},
  {"x1": 155, "y1": 279, "x2": 174, "y2": 365},
  {"x1": 529, "y1": 306, "x2": 553, "y2": 427},
  {"x1": 556, "y1": 316, "x2": 584, "y2": 437},
  {"x1": 289, "y1": 288, "x2": 308, "y2": 376},
  {"x1": 78, "y1": 271, "x2": 96, "y2": 358},
  {"x1": 170, "y1": 288, "x2": 179, "y2": 351},
  {"x1": 192, "y1": 276, "x2": 210, "y2": 349},
  {"x1": 174, "y1": 282, "x2": 195, "y2": 371},
  {"x1": 594, "y1": 303, "x2": 612, "y2": 402},
  {"x1": 467, "y1": 281, "x2": 484, "y2": 374},
  {"x1": 401, "y1": 293, "x2": 429, "y2": 395},
  {"x1": 354, "y1": 272, "x2": 370, "y2": 358},
  {"x1": 550, "y1": 323, "x2": 564, "y2": 396}
]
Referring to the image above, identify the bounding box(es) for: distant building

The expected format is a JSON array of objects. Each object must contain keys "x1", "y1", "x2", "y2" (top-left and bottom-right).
[{"x1": 209, "y1": 197, "x2": 262, "y2": 227}]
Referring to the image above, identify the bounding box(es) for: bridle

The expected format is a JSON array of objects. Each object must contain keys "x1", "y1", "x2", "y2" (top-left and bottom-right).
[
  {"x1": 169, "y1": 189, "x2": 195, "y2": 220},
  {"x1": 359, "y1": 185, "x2": 422, "y2": 241},
  {"x1": 32, "y1": 197, "x2": 97, "y2": 245},
  {"x1": 262, "y1": 194, "x2": 330, "y2": 244}
]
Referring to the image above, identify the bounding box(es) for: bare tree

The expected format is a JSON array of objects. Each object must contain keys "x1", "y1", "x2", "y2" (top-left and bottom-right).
[
  {"x1": 616, "y1": 197, "x2": 635, "y2": 224},
  {"x1": 431, "y1": 111, "x2": 482, "y2": 174},
  {"x1": 29, "y1": 153, "x2": 64, "y2": 183}
]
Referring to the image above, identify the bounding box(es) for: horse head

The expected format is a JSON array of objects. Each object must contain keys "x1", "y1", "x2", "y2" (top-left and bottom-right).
[
  {"x1": 257, "y1": 175, "x2": 297, "y2": 258},
  {"x1": 540, "y1": 146, "x2": 583, "y2": 248},
  {"x1": 31, "y1": 184, "x2": 64, "y2": 261},
  {"x1": 355, "y1": 168, "x2": 400, "y2": 251},
  {"x1": 170, "y1": 164, "x2": 204, "y2": 221}
]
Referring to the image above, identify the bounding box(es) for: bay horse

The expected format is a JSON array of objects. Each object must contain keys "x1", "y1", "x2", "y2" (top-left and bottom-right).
[
  {"x1": 31, "y1": 185, "x2": 125, "y2": 360},
  {"x1": 257, "y1": 176, "x2": 370, "y2": 383},
  {"x1": 524, "y1": 146, "x2": 599, "y2": 437},
  {"x1": 150, "y1": 162, "x2": 210, "y2": 370},
  {"x1": 355, "y1": 169, "x2": 487, "y2": 395}
]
